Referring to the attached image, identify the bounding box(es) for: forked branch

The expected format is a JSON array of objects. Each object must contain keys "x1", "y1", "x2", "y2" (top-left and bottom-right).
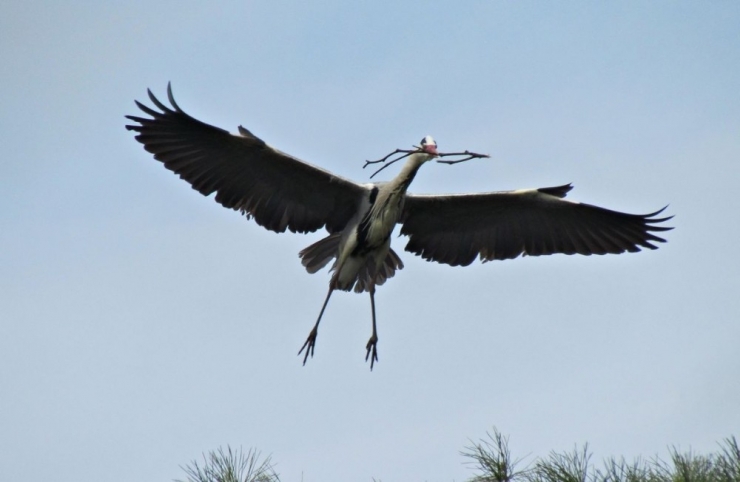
[
  {"x1": 363, "y1": 148, "x2": 416, "y2": 168},
  {"x1": 363, "y1": 147, "x2": 490, "y2": 179},
  {"x1": 436, "y1": 150, "x2": 491, "y2": 165},
  {"x1": 363, "y1": 149, "x2": 418, "y2": 179}
]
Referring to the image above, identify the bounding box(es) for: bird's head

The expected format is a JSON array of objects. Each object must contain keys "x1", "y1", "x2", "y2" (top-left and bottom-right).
[
  {"x1": 365, "y1": 135, "x2": 487, "y2": 179},
  {"x1": 418, "y1": 135, "x2": 439, "y2": 158}
]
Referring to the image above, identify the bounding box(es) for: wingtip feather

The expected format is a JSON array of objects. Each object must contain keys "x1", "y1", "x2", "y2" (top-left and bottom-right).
[{"x1": 166, "y1": 82, "x2": 184, "y2": 113}]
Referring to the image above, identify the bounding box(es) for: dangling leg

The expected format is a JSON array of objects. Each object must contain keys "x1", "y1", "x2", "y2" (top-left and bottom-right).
[
  {"x1": 365, "y1": 283, "x2": 379, "y2": 370},
  {"x1": 298, "y1": 286, "x2": 334, "y2": 365}
]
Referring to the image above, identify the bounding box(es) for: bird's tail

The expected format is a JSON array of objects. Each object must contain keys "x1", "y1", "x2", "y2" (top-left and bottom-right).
[
  {"x1": 299, "y1": 233, "x2": 343, "y2": 274},
  {"x1": 352, "y1": 248, "x2": 404, "y2": 293},
  {"x1": 299, "y1": 233, "x2": 405, "y2": 293}
]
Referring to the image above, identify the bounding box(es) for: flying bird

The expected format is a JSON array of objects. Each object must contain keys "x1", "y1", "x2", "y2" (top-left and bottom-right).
[{"x1": 126, "y1": 84, "x2": 672, "y2": 370}]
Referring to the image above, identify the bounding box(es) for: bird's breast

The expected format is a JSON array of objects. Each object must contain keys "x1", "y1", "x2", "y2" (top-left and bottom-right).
[{"x1": 350, "y1": 191, "x2": 403, "y2": 257}]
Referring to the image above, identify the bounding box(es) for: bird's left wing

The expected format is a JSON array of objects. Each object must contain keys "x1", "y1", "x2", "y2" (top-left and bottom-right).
[
  {"x1": 126, "y1": 84, "x2": 368, "y2": 234},
  {"x1": 400, "y1": 184, "x2": 672, "y2": 267}
]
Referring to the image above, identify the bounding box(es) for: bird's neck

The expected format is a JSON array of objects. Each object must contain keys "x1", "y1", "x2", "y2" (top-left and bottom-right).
[{"x1": 391, "y1": 153, "x2": 429, "y2": 193}]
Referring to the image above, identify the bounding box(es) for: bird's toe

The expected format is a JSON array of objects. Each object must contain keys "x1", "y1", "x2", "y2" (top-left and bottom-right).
[
  {"x1": 365, "y1": 336, "x2": 379, "y2": 370},
  {"x1": 298, "y1": 328, "x2": 319, "y2": 365}
]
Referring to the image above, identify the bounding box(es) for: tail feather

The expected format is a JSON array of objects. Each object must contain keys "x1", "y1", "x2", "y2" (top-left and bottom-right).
[
  {"x1": 300, "y1": 234, "x2": 405, "y2": 293},
  {"x1": 299, "y1": 233, "x2": 342, "y2": 274},
  {"x1": 353, "y1": 247, "x2": 405, "y2": 293}
]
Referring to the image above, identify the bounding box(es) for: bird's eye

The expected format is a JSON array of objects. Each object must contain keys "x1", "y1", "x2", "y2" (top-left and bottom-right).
[{"x1": 420, "y1": 137, "x2": 427, "y2": 146}]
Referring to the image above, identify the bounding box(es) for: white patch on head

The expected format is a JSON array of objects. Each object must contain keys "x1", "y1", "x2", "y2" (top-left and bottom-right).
[{"x1": 420, "y1": 135, "x2": 436, "y2": 148}]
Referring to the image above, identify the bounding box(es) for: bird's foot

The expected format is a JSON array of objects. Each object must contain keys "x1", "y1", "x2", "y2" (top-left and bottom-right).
[
  {"x1": 365, "y1": 335, "x2": 379, "y2": 370},
  {"x1": 298, "y1": 327, "x2": 318, "y2": 366}
]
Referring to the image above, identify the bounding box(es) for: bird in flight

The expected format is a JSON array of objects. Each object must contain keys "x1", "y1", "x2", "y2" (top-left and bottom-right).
[{"x1": 126, "y1": 84, "x2": 672, "y2": 370}]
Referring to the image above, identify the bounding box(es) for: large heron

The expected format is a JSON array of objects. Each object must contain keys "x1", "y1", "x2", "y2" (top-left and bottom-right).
[{"x1": 126, "y1": 84, "x2": 672, "y2": 369}]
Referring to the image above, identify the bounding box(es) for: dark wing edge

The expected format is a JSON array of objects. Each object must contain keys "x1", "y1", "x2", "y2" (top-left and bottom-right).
[
  {"x1": 400, "y1": 184, "x2": 673, "y2": 267},
  {"x1": 125, "y1": 83, "x2": 367, "y2": 234}
]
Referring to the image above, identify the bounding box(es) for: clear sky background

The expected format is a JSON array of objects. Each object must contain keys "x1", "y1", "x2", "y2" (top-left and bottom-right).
[{"x1": 1, "y1": 2, "x2": 738, "y2": 481}]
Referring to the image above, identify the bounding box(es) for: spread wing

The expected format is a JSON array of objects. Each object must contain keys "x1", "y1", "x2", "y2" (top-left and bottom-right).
[
  {"x1": 400, "y1": 184, "x2": 672, "y2": 266},
  {"x1": 125, "y1": 84, "x2": 368, "y2": 234}
]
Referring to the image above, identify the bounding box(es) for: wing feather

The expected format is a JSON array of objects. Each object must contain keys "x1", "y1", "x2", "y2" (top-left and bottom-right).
[
  {"x1": 400, "y1": 184, "x2": 672, "y2": 266},
  {"x1": 125, "y1": 84, "x2": 367, "y2": 234}
]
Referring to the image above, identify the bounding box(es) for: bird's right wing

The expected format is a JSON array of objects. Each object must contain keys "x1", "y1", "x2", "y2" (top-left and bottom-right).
[
  {"x1": 400, "y1": 184, "x2": 673, "y2": 267},
  {"x1": 125, "y1": 84, "x2": 368, "y2": 234}
]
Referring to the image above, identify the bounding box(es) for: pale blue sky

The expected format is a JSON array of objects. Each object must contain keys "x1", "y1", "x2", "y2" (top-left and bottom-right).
[{"x1": 1, "y1": 2, "x2": 739, "y2": 481}]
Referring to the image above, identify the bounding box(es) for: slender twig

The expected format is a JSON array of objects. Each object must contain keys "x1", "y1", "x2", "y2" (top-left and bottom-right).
[
  {"x1": 364, "y1": 147, "x2": 490, "y2": 179},
  {"x1": 436, "y1": 150, "x2": 491, "y2": 165},
  {"x1": 363, "y1": 149, "x2": 416, "y2": 168},
  {"x1": 369, "y1": 158, "x2": 405, "y2": 179},
  {"x1": 364, "y1": 149, "x2": 420, "y2": 179}
]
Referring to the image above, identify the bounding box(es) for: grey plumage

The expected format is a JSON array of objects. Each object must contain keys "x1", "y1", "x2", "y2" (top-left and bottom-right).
[
  {"x1": 126, "y1": 84, "x2": 672, "y2": 370},
  {"x1": 402, "y1": 185, "x2": 671, "y2": 266}
]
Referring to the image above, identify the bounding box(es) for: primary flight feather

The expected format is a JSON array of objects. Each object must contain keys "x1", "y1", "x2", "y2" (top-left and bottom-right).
[{"x1": 126, "y1": 84, "x2": 672, "y2": 369}]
